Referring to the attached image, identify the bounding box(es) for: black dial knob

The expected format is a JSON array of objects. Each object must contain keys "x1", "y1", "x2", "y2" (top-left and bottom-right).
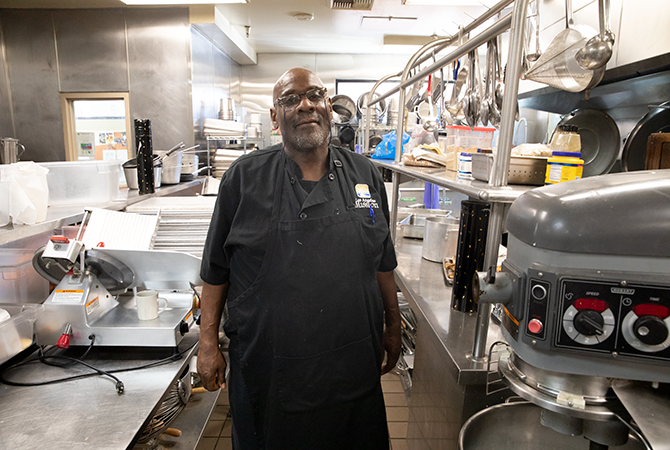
[
  {"x1": 574, "y1": 310, "x2": 604, "y2": 336},
  {"x1": 179, "y1": 320, "x2": 190, "y2": 336},
  {"x1": 633, "y1": 316, "x2": 668, "y2": 346}
]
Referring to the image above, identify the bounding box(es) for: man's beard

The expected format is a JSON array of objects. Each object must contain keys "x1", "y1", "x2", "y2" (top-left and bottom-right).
[{"x1": 283, "y1": 112, "x2": 330, "y2": 152}]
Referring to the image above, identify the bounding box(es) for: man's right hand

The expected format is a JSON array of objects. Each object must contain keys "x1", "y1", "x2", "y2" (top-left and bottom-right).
[
  {"x1": 197, "y1": 282, "x2": 230, "y2": 391},
  {"x1": 197, "y1": 345, "x2": 227, "y2": 391}
]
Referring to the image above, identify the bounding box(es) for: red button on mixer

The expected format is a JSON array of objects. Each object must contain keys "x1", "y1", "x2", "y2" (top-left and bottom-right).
[{"x1": 528, "y1": 318, "x2": 543, "y2": 334}]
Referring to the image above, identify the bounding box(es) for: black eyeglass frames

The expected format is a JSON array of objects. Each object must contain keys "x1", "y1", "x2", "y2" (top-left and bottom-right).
[{"x1": 274, "y1": 87, "x2": 328, "y2": 109}]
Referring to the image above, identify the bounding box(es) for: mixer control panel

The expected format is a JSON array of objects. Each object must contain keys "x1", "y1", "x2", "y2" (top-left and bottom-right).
[{"x1": 555, "y1": 278, "x2": 670, "y2": 361}]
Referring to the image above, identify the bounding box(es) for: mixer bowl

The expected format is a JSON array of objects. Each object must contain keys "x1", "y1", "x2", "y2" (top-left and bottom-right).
[{"x1": 459, "y1": 401, "x2": 646, "y2": 450}]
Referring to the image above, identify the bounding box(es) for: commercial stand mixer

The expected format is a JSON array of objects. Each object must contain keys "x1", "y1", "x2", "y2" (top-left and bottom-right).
[
  {"x1": 32, "y1": 211, "x2": 202, "y2": 348},
  {"x1": 474, "y1": 170, "x2": 670, "y2": 450}
]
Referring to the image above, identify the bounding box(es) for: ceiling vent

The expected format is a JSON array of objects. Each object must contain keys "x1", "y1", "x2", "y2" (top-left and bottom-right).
[{"x1": 330, "y1": 0, "x2": 374, "y2": 11}]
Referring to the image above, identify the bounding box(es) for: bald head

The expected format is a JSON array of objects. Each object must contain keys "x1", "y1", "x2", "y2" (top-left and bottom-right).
[
  {"x1": 272, "y1": 68, "x2": 326, "y2": 103},
  {"x1": 270, "y1": 68, "x2": 332, "y2": 157}
]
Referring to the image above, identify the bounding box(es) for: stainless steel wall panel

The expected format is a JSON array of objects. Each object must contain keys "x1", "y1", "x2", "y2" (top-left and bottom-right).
[
  {"x1": 0, "y1": 17, "x2": 13, "y2": 138},
  {"x1": 191, "y1": 27, "x2": 215, "y2": 130},
  {"x1": 54, "y1": 9, "x2": 128, "y2": 93},
  {"x1": 190, "y1": 25, "x2": 241, "y2": 142},
  {"x1": 126, "y1": 8, "x2": 193, "y2": 152},
  {"x1": 213, "y1": 48, "x2": 232, "y2": 116},
  {"x1": 1, "y1": 10, "x2": 63, "y2": 162}
]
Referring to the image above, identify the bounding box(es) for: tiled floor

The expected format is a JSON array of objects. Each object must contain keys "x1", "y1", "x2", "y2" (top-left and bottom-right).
[{"x1": 195, "y1": 371, "x2": 408, "y2": 450}]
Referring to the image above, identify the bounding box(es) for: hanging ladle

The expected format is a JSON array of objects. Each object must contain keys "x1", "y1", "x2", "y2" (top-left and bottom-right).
[
  {"x1": 575, "y1": 0, "x2": 615, "y2": 70},
  {"x1": 480, "y1": 40, "x2": 495, "y2": 127},
  {"x1": 423, "y1": 74, "x2": 439, "y2": 142}
]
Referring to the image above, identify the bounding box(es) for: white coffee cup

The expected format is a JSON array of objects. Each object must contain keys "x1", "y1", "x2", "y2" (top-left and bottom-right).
[{"x1": 136, "y1": 290, "x2": 168, "y2": 321}]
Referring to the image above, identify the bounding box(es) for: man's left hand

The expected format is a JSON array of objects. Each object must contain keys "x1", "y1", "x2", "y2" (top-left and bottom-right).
[{"x1": 381, "y1": 322, "x2": 402, "y2": 374}]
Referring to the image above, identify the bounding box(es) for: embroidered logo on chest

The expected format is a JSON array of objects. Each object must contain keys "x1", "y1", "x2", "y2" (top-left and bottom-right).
[{"x1": 355, "y1": 184, "x2": 371, "y2": 198}]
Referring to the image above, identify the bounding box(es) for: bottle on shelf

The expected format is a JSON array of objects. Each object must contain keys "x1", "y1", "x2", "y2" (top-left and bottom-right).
[{"x1": 545, "y1": 125, "x2": 583, "y2": 185}]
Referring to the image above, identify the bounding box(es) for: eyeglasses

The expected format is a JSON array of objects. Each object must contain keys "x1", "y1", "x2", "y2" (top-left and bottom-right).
[{"x1": 274, "y1": 87, "x2": 328, "y2": 109}]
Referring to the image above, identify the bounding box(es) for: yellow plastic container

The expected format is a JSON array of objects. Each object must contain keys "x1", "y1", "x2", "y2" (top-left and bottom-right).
[{"x1": 545, "y1": 151, "x2": 584, "y2": 185}]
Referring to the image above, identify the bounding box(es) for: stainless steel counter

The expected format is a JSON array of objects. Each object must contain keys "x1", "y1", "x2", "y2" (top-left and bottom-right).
[
  {"x1": 0, "y1": 331, "x2": 214, "y2": 450},
  {"x1": 394, "y1": 233, "x2": 511, "y2": 450},
  {"x1": 394, "y1": 235, "x2": 504, "y2": 385},
  {"x1": 0, "y1": 179, "x2": 205, "y2": 246}
]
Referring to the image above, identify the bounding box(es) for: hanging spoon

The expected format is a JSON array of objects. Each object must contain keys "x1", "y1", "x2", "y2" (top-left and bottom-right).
[
  {"x1": 494, "y1": 36, "x2": 504, "y2": 111},
  {"x1": 480, "y1": 41, "x2": 494, "y2": 127},
  {"x1": 575, "y1": 0, "x2": 615, "y2": 70}
]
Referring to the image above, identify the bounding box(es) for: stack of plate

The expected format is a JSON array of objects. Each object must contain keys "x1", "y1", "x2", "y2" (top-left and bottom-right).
[
  {"x1": 212, "y1": 144, "x2": 258, "y2": 178},
  {"x1": 204, "y1": 118, "x2": 246, "y2": 137}
]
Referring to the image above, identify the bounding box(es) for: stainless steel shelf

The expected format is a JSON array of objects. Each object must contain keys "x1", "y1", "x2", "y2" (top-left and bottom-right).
[
  {"x1": 372, "y1": 159, "x2": 533, "y2": 203},
  {"x1": 205, "y1": 135, "x2": 246, "y2": 141}
]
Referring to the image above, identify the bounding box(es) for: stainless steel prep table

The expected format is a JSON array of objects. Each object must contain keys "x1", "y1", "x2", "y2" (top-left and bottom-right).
[
  {"x1": 0, "y1": 331, "x2": 218, "y2": 450},
  {"x1": 393, "y1": 231, "x2": 510, "y2": 450}
]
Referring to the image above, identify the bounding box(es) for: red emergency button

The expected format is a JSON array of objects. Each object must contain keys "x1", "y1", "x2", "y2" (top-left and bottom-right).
[
  {"x1": 50, "y1": 236, "x2": 70, "y2": 244},
  {"x1": 528, "y1": 318, "x2": 543, "y2": 334}
]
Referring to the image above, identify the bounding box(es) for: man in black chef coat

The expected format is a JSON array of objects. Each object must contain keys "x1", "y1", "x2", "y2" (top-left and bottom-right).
[{"x1": 197, "y1": 68, "x2": 401, "y2": 450}]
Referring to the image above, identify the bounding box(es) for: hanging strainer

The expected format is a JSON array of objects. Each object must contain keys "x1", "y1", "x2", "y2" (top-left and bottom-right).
[{"x1": 524, "y1": 0, "x2": 597, "y2": 92}]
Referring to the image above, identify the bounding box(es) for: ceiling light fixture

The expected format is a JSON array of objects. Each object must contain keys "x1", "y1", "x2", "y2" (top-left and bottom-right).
[
  {"x1": 120, "y1": 0, "x2": 248, "y2": 5},
  {"x1": 401, "y1": 0, "x2": 486, "y2": 5},
  {"x1": 292, "y1": 12, "x2": 314, "y2": 21}
]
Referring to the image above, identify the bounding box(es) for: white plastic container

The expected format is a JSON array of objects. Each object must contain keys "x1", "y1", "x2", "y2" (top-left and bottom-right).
[
  {"x1": 38, "y1": 160, "x2": 121, "y2": 206},
  {"x1": 0, "y1": 249, "x2": 50, "y2": 303},
  {"x1": 0, "y1": 303, "x2": 44, "y2": 364}
]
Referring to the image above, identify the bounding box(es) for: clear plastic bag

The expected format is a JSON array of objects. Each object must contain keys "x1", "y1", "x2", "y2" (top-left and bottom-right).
[{"x1": 7, "y1": 162, "x2": 49, "y2": 225}]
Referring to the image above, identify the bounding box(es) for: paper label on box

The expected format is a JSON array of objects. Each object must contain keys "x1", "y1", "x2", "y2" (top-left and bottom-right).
[{"x1": 52, "y1": 289, "x2": 85, "y2": 303}]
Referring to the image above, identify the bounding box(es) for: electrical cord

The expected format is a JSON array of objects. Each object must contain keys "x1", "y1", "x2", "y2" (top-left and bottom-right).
[
  {"x1": 0, "y1": 337, "x2": 197, "y2": 395},
  {"x1": 38, "y1": 334, "x2": 97, "y2": 369}
]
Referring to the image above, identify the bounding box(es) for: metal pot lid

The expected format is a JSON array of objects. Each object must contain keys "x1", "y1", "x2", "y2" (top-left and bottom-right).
[
  {"x1": 621, "y1": 101, "x2": 670, "y2": 171},
  {"x1": 553, "y1": 108, "x2": 620, "y2": 177},
  {"x1": 357, "y1": 92, "x2": 386, "y2": 116},
  {"x1": 331, "y1": 95, "x2": 356, "y2": 125}
]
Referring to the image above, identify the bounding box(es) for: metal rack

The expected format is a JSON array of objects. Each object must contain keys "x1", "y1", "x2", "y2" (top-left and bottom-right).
[{"x1": 367, "y1": 0, "x2": 531, "y2": 361}]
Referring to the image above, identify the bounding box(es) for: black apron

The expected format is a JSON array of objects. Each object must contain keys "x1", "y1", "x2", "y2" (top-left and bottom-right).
[{"x1": 227, "y1": 150, "x2": 389, "y2": 449}]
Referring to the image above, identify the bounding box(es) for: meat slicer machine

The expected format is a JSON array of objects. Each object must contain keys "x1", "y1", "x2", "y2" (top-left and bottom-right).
[
  {"x1": 32, "y1": 211, "x2": 202, "y2": 348},
  {"x1": 474, "y1": 170, "x2": 670, "y2": 450}
]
